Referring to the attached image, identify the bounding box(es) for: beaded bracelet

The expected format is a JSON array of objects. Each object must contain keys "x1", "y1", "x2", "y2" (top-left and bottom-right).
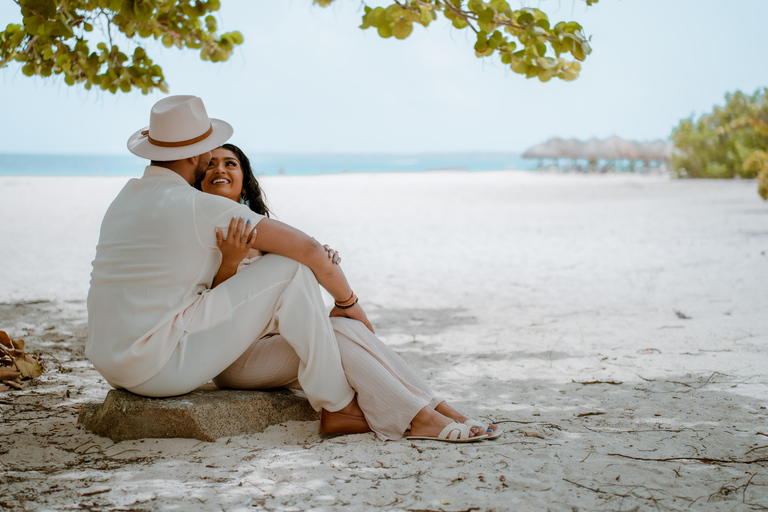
[
  {"x1": 334, "y1": 292, "x2": 358, "y2": 309},
  {"x1": 334, "y1": 297, "x2": 358, "y2": 309}
]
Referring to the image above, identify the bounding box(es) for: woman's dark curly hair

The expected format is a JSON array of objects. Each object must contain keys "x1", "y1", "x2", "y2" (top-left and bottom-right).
[{"x1": 195, "y1": 143, "x2": 272, "y2": 217}]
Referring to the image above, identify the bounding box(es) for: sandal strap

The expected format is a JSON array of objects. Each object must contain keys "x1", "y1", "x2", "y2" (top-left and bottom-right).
[
  {"x1": 464, "y1": 418, "x2": 486, "y2": 429},
  {"x1": 439, "y1": 422, "x2": 472, "y2": 441}
]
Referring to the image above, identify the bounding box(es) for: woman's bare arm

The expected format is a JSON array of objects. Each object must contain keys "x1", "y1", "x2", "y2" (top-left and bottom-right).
[{"x1": 251, "y1": 218, "x2": 374, "y2": 332}]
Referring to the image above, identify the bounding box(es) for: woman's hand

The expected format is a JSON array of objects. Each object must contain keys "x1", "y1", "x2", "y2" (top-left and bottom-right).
[
  {"x1": 218, "y1": 216, "x2": 258, "y2": 264},
  {"x1": 211, "y1": 216, "x2": 257, "y2": 288},
  {"x1": 330, "y1": 303, "x2": 374, "y2": 333},
  {"x1": 322, "y1": 244, "x2": 341, "y2": 265}
]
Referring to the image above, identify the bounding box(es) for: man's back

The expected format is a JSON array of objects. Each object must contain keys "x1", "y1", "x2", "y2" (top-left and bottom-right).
[{"x1": 86, "y1": 166, "x2": 258, "y2": 388}]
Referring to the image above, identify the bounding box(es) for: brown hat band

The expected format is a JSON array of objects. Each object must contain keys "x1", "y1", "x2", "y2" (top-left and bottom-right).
[{"x1": 140, "y1": 124, "x2": 213, "y2": 148}]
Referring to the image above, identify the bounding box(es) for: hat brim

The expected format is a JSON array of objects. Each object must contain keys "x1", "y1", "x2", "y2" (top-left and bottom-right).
[{"x1": 126, "y1": 118, "x2": 234, "y2": 161}]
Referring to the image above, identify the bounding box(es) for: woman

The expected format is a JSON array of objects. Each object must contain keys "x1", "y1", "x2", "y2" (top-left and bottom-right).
[{"x1": 194, "y1": 144, "x2": 500, "y2": 442}]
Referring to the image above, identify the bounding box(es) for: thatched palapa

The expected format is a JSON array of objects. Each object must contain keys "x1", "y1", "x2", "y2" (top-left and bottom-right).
[{"x1": 523, "y1": 137, "x2": 672, "y2": 170}]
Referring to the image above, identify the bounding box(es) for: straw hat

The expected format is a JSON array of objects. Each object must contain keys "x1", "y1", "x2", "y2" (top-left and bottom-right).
[{"x1": 127, "y1": 95, "x2": 233, "y2": 161}]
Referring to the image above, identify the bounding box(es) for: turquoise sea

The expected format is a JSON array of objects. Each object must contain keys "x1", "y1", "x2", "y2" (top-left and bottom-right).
[{"x1": 0, "y1": 152, "x2": 535, "y2": 177}]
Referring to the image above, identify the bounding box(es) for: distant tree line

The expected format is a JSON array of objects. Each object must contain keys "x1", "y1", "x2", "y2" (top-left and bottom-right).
[{"x1": 671, "y1": 88, "x2": 768, "y2": 199}]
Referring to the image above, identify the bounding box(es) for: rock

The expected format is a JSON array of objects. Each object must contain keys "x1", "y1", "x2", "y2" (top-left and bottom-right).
[{"x1": 78, "y1": 383, "x2": 319, "y2": 442}]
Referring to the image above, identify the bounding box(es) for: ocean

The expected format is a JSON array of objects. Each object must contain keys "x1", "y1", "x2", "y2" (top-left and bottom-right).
[{"x1": 0, "y1": 152, "x2": 536, "y2": 177}]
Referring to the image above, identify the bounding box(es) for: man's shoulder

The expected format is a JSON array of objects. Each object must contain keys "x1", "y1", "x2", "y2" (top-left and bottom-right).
[
  {"x1": 193, "y1": 188, "x2": 243, "y2": 212},
  {"x1": 193, "y1": 189, "x2": 254, "y2": 221},
  {"x1": 194, "y1": 192, "x2": 265, "y2": 231}
]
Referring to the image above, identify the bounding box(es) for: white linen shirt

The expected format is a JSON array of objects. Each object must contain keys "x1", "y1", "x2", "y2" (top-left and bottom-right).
[{"x1": 86, "y1": 166, "x2": 265, "y2": 388}]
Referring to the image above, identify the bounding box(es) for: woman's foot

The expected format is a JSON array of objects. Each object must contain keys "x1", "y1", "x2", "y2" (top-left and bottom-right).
[
  {"x1": 435, "y1": 401, "x2": 499, "y2": 438},
  {"x1": 408, "y1": 406, "x2": 486, "y2": 440},
  {"x1": 320, "y1": 396, "x2": 372, "y2": 436}
]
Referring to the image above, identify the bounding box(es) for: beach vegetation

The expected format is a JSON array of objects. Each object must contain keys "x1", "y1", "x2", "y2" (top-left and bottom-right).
[
  {"x1": 671, "y1": 88, "x2": 768, "y2": 199},
  {"x1": 0, "y1": 0, "x2": 595, "y2": 94}
]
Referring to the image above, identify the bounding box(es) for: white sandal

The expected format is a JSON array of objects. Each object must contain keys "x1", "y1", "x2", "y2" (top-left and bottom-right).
[
  {"x1": 406, "y1": 422, "x2": 487, "y2": 443},
  {"x1": 464, "y1": 418, "x2": 502, "y2": 439}
]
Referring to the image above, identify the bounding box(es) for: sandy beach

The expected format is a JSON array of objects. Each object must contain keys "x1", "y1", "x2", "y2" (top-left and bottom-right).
[{"x1": 1, "y1": 170, "x2": 767, "y2": 511}]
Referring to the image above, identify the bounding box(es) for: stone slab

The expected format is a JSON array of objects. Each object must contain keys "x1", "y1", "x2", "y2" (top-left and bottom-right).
[{"x1": 77, "y1": 383, "x2": 319, "y2": 442}]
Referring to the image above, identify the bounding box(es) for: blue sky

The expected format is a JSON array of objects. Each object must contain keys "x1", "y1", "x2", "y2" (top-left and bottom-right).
[{"x1": 1, "y1": 0, "x2": 767, "y2": 155}]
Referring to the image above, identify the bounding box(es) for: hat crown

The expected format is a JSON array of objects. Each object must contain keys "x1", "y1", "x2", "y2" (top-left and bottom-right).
[
  {"x1": 148, "y1": 95, "x2": 211, "y2": 143},
  {"x1": 127, "y1": 95, "x2": 233, "y2": 160}
]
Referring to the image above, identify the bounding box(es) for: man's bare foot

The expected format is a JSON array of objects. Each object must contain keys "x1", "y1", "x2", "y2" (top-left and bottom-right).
[
  {"x1": 408, "y1": 406, "x2": 485, "y2": 439},
  {"x1": 435, "y1": 401, "x2": 498, "y2": 437}
]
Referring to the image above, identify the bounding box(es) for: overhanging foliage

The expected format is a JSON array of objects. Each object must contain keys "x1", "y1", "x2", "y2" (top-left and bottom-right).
[{"x1": 1, "y1": 0, "x2": 595, "y2": 94}]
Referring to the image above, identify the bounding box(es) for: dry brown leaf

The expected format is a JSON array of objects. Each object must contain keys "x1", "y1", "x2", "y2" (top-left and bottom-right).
[
  {"x1": 14, "y1": 354, "x2": 42, "y2": 379},
  {"x1": 2, "y1": 380, "x2": 22, "y2": 390},
  {"x1": 0, "y1": 367, "x2": 21, "y2": 380},
  {"x1": 0, "y1": 332, "x2": 44, "y2": 385},
  {"x1": 0, "y1": 344, "x2": 20, "y2": 359},
  {"x1": 576, "y1": 411, "x2": 606, "y2": 418},
  {"x1": 11, "y1": 338, "x2": 25, "y2": 352},
  {"x1": 574, "y1": 380, "x2": 623, "y2": 385}
]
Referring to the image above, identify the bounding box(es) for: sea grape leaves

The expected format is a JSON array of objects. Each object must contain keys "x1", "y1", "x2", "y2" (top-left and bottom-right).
[{"x1": 1, "y1": 0, "x2": 596, "y2": 94}]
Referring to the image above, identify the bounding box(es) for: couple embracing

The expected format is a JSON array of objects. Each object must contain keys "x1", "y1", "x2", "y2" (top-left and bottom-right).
[{"x1": 86, "y1": 95, "x2": 500, "y2": 443}]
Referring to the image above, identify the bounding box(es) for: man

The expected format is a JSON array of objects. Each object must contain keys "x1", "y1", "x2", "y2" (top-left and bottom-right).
[{"x1": 87, "y1": 95, "x2": 370, "y2": 425}]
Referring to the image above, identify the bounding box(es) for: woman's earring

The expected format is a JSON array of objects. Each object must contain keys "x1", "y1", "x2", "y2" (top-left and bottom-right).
[{"x1": 239, "y1": 195, "x2": 250, "y2": 207}]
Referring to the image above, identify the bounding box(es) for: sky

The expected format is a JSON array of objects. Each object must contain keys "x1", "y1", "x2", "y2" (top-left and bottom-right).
[{"x1": 1, "y1": 0, "x2": 767, "y2": 155}]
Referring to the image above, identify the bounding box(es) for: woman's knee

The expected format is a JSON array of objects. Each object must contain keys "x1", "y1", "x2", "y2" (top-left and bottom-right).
[
  {"x1": 258, "y1": 254, "x2": 317, "y2": 283},
  {"x1": 260, "y1": 253, "x2": 302, "y2": 276}
]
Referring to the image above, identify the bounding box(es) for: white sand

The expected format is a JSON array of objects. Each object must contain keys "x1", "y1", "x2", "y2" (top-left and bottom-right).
[{"x1": 1, "y1": 171, "x2": 767, "y2": 511}]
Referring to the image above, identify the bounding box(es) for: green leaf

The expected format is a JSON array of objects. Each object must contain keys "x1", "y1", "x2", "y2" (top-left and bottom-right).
[
  {"x1": 478, "y1": 8, "x2": 495, "y2": 24},
  {"x1": 474, "y1": 30, "x2": 488, "y2": 52},
  {"x1": 229, "y1": 31, "x2": 244, "y2": 44},
  {"x1": 23, "y1": 0, "x2": 57, "y2": 18},
  {"x1": 564, "y1": 21, "x2": 582, "y2": 33},
  {"x1": 451, "y1": 18, "x2": 468, "y2": 29},
  {"x1": 489, "y1": 0, "x2": 511, "y2": 15},
  {"x1": 517, "y1": 11, "x2": 534, "y2": 25},
  {"x1": 509, "y1": 55, "x2": 527, "y2": 74},
  {"x1": 377, "y1": 25, "x2": 393, "y2": 38},
  {"x1": 392, "y1": 20, "x2": 413, "y2": 39},
  {"x1": 573, "y1": 42, "x2": 585, "y2": 61},
  {"x1": 419, "y1": 8, "x2": 433, "y2": 27}
]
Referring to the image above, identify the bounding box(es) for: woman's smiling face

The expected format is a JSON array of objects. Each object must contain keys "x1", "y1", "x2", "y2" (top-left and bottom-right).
[{"x1": 201, "y1": 147, "x2": 244, "y2": 202}]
